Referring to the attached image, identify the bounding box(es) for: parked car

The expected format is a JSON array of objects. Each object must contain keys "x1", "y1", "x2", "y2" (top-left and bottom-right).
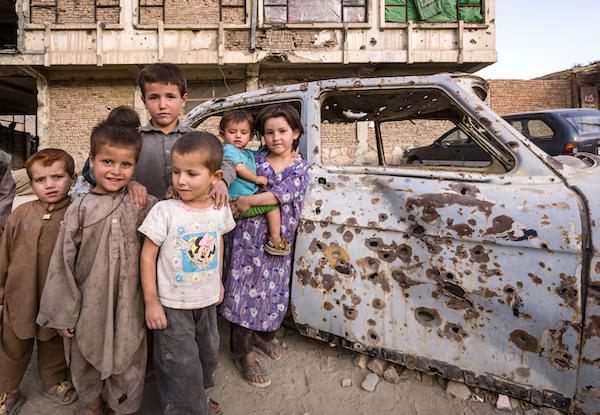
[
  {"x1": 404, "y1": 108, "x2": 600, "y2": 165},
  {"x1": 185, "y1": 74, "x2": 600, "y2": 414}
]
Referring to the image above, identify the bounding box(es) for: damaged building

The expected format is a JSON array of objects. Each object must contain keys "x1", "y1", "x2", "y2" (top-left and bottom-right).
[{"x1": 0, "y1": 0, "x2": 496, "y2": 167}]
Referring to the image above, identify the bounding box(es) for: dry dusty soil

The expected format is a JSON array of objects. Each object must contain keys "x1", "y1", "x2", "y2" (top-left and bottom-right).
[{"x1": 18, "y1": 320, "x2": 553, "y2": 415}]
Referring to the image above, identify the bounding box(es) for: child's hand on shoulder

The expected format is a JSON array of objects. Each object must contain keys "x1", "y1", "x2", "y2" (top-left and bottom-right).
[
  {"x1": 145, "y1": 300, "x2": 168, "y2": 330},
  {"x1": 209, "y1": 181, "x2": 229, "y2": 209},
  {"x1": 254, "y1": 176, "x2": 268, "y2": 187},
  {"x1": 127, "y1": 180, "x2": 148, "y2": 208}
]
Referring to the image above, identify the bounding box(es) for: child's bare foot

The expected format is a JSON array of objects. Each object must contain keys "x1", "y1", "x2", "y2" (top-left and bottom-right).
[
  {"x1": 235, "y1": 353, "x2": 271, "y2": 388},
  {"x1": 264, "y1": 238, "x2": 290, "y2": 256},
  {"x1": 254, "y1": 337, "x2": 284, "y2": 361},
  {"x1": 0, "y1": 389, "x2": 24, "y2": 415},
  {"x1": 41, "y1": 380, "x2": 78, "y2": 405},
  {"x1": 80, "y1": 396, "x2": 103, "y2": 415}
]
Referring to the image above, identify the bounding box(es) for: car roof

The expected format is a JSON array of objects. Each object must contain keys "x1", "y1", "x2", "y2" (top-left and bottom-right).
[{"x1": 502, "y1": 108, "x2": 600, "y2": 118}]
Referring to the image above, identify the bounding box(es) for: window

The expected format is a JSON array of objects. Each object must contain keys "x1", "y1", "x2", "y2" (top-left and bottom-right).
[
  {"x1": 264, "y1": 0, "x2": 367, "y2": 24},
  {"x1": 384, "y1": 0, "x2": 484, "y2": 24},
  {"x1": 139, "y1": 0, "x2": 246, "y2": 25},
  {"x1": 29, "y1": 0, "x2": 120, "y2": 24},
  {"x1": 320, "y1": 87, "x2": 509, "y2": 172},
  {"x1": 526, "y1": 119, "x2": 554, "y2": 140},
  {"x1": 0, "y1": 0, "x2": 17, "y2": 49}
]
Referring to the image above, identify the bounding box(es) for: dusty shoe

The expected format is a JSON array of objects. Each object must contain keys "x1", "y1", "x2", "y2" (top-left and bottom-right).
[
  {"x1": 264, "y1": 238, "x2": 290, "y2": 256},
  {"x1": 41, "y1": 381, "x2": 77, "y2": 406},
  {"x1": 0, "y1": 390, "x2": 25, "y2": 415}
]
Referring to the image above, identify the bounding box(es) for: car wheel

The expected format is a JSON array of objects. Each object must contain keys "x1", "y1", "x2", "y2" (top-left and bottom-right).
[{"x1": 408, "y1": 157, "x2": 423, "y2": 165}]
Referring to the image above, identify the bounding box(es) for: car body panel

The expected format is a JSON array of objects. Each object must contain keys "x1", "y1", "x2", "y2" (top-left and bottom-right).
[{"x1": 183, "y1": 75, "x2": 600, "y2": 414}]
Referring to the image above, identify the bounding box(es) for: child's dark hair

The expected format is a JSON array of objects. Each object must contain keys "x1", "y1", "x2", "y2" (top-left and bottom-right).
[
  {"x1": 90, "y1": 120, "x2": 143, "y2": 160},
  {"x1": 256, "y1": 104, "x2": 303, "y2": 150},
  {"x1": 137, "y1": 63, "x2": 187, "y2": 98},
  {"x1": 172, "y1": 131, "x2": 223, "y2": 173},
  {"x1": 25, "y1": 148, "x2": 75, "y2": 180},
  {"x1": 219, "y1": 110, "x2": 254, "y2": 134},
  {"x1": 107, "y1": 106, "x2": 141, "y2": 129}
]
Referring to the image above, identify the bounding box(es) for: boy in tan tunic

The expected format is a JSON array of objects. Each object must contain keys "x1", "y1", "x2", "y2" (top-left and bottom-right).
[
  {"x1": 0, "y1": 149, "x2": 78, "y2": 414},
  {"x1": 38, "y1": 116, "x2": 155, "y2": 415}
]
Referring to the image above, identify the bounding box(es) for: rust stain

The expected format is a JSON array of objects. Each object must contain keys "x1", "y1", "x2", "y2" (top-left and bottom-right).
[
  {"x1": 406, "y1": 192, "x2": 494, "y2": 223},
  {"x1": 367, "y1": 319, "x2": 376, "y2": 326},
  {"x1": 367, "y1": 329, "x2": 381, "y2": 343},
  {"x1": 528, "y1": 273, "x2": 543, "y2": 285},
  {"x1": 414, "y1": 307, "x2": 442, "y2": 327},
  {"x1": 322, "y1": 231, "x2": 332, "y2": 239},
  {"x1": 304, "y1": 220, "x2": 316, "y2": 233},
  {"x1": 509, "y1": 330, "x2": 539, "y2": 353},
  {"x1": 584, "y1": 315, "x2": 600, "y2": 340},
  {"x1": 342, "y1": 231, "x2": 354, "y2": 243},
  {"x1": 469, "y1": 245, "x2": 490, "y2": 263},
  {"x1": 392, "y1": 269, "x2": 423, "y2": 290},
  {"x1": 556, "y1": 273, "x2": 578, "y2": 309},
  {"x1": 448, "y1": 223, "x2": 474, "y2": 237},
  {"x1": 343, "y1": 304, "x2": 358, "y2": 320},
  {"x1": 323, "y1": 301, "x2": 334, "y2": 311},
  {"x1": 439, "y1": 323, "x2": 468, "y2": 342},
  {"x1": 351, "y1": 294, "x2": 362, "y2": 305},
  {"x1": 484, "y1": 215, "x2": 513, "y2": 235},
  {"x1": 321, "y1": 273, "x2": 339, "y2": 291},
  {"x1": 323, "y1": 243, "x2": 350, "y2": 268},
  {"x1": 372, "y1": 298, "x2": 385, "y2": 310},
  {"x1": 397, "y1": 244, "x2": 412, "y2": 263}
]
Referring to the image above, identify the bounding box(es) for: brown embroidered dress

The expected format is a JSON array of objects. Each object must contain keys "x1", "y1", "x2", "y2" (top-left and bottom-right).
[{"x1": 37, "y1": 191, "x2": 155, "y2": 413}]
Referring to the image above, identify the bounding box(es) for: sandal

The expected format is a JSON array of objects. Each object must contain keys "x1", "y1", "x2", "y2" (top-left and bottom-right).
[
  {"x1": 0, "y1": 390, "x2": 25, "y2": 415},
  {"x1": 264, "y1": 238, "x2": 291, "y2": 256},
  {"x1": 41, "y1": 380, "x2": 78, "y2": 406},
  {"x1": 234, "y1": 358, "x2": 271, "y2": 388},
  {"x1": 254, "y1": 338, "x2": 284, "y2": 361}
]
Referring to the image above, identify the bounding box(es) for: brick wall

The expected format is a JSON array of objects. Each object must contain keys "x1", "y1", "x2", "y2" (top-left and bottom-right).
[
  {"x1": 30, "y1": 0, "x2": 120, "y2": 24},
  {"x1": 47, "y1": 80, "x2": 135, "y2": 169},
  {"x1": 488, "y1": 79, "x2": 572, "y2": 115}
]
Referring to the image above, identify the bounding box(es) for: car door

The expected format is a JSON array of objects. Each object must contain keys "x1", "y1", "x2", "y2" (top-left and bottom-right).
[
  {"x1": 291, "y1": 76, "x2": 583, "y2": 411},
  {"x1": 506, "y1": 115, "x2": 560, "y2": 155}
]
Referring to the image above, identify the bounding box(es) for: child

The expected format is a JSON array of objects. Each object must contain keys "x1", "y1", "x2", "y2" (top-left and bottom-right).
[
  {"x1": 220, "y1": 110, "x2": 288, "y2": 256},
  {"x1": 221, "y1": 104, "x2": 309, "y2": 388},
  {"x1": 139, "y1": 131, "x2": 235, "y2": 415},
  {"x1": 37, "y1": 120, "x2": 155, "y2": 414},
  {"x1": 0, "y1": 149, "x2": 77, "y2": 414},
  {"x1": 76, "y1": 106, "x2": 142, "y2": 197},
  {"x1": 128, "y1": 63, "x2": 234, "y2": 206}
]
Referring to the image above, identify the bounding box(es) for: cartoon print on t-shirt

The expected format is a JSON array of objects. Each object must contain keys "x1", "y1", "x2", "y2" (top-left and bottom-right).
[{"x1": 174, "y1": 224, "x2": 219, "y2": 285}]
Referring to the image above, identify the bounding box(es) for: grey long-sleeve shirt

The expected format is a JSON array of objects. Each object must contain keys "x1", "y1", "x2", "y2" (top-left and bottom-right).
[{"x1": 134, "y1": 122, "x2": 235, "y2": 199}]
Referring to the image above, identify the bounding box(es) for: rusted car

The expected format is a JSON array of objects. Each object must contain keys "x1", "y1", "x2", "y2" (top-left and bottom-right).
[{"x1": 185, "y1": 74, "x2": 600, "y2": 414}]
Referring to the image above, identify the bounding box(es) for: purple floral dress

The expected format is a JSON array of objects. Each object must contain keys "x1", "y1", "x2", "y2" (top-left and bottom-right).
[{"x1": 221, "y1": 150, "x2": 309, "y2": 332}]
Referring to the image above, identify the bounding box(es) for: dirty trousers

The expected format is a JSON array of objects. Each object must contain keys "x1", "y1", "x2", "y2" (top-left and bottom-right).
[
  {"x1": 0, "y1": 314, "x2": 67, "y2": 393},
  {"x1": 230, "y1": 323, "x2": 277, "y2": 357},
  {"x1": 68, "y1": 336, "x2": 146, "y2": 414},
  {"x1": 154, "y1": 305, "x2": 219, "y2": 415}
]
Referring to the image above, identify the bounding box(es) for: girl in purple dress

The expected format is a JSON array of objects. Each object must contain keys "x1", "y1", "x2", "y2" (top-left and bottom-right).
[{"x1": 221, "y1": 104, "x2": 309, "y2": 388}]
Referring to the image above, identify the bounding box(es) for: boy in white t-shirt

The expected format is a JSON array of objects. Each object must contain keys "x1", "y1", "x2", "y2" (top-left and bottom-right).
[{"x1": 139, "y1": 131, "x2": 235, "y2": 415}]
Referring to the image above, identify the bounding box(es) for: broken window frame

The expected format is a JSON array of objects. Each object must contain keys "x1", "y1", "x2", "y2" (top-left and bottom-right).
[
  {"x1": 318, "y1": 85, "x2": 514, "y2": 174},
  {"x1": 263, "y1": 0, "x2": 368, "y2": 25},
  {"x1": 29, "y1": 0, "x2": 121, "y2": 24}
]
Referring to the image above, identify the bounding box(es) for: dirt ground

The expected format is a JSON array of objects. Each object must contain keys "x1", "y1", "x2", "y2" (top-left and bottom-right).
[{"x1": 17, "y1": 320, "x2": 547, "y2": 415}]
